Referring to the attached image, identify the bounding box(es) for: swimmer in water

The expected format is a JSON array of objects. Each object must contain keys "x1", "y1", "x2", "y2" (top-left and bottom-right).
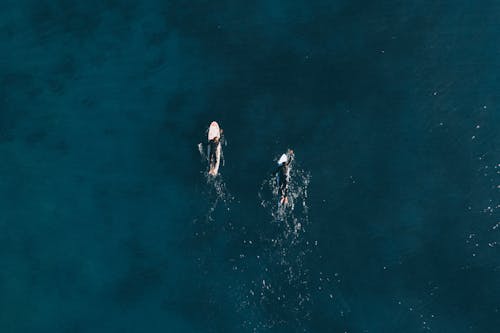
[{"x1": 275, "y1": 149, "x2": 294, "y2": 205}]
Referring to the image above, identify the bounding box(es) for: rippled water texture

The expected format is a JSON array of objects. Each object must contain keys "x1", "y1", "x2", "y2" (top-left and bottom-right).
[{"x1": 1, "y1": 1, "x2": 499, "y2": 332}]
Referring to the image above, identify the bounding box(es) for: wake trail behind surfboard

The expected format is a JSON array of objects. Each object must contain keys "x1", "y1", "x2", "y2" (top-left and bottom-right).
[{"x1": 198, "y1": 142, "x2": 232, "y2": 222}]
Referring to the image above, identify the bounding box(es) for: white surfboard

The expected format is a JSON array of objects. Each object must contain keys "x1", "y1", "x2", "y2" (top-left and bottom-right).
[
  {"x1": 208, "y1": 121, "x2": 220, "y2": 141},
  {"x1": 278, "y1": 153, "x2": 288, "y2": 165},
  {"x1": 208, "y1": 121, "x2": 221, "y2": 176}
]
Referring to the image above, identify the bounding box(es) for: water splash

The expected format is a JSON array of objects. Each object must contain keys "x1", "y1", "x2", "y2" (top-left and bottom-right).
[
  {"x1": 231, "y1": 156, "x2": 317, "y2": 331},
  {"x1": 258, "y1": 161, "x2": 311, "y2": 226},
  {"x1": 464, "y1": 115, "x2": 500, "y2": 259},
  {"x1": 206, "y1": 173, "x2": 233, "y2": 211},
  {"x1": 197, "y1": 143, "x2": 233, "y2": 222},
  {"x1": 194, "y1": 148, "x2": 348, "y2": 331}
]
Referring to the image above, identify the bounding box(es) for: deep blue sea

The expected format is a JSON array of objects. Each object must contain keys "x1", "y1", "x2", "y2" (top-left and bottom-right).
[{"x1": 1, "y1": 1, "x2": 499, "y2": 332}]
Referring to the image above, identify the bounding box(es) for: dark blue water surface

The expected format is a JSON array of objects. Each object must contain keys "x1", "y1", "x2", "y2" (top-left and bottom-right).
[{"x1": 1, "y1": 1, "x2": 500, "y2": 332}]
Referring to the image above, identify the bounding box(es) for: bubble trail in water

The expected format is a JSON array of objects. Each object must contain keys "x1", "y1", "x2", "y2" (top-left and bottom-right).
[
  {"x1": 464, "y1": 115, "x2": 500, "y2": 258},
  {"x1": 229, "y1": 153, "x2": 349, "y2": 332},
  {"x1": 197, "y1": 142, "x2": 233, "y2": 222}
]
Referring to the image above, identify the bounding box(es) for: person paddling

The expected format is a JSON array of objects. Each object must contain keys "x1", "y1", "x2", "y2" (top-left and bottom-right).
[
  {"x1": 275, "y1": 149, "x2": 294, "y2": 205},
  {"x1": 207, "y1": 121, "x2": 224, "y2": 176}
]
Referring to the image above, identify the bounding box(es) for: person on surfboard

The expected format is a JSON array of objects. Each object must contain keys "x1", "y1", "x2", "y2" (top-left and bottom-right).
[
  {"x1": 207, "y1": 121, "x2": 224, "y2": 176},
  {"x1": 275, "y1": 149, "x2": 294, "y2": 205},
  {"x1": 208, "y1": 133, "x2": 222, "y2": 172}
]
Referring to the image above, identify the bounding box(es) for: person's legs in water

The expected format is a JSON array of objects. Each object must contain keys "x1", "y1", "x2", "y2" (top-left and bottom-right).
[
  {"x1": 209, "y1": 142, "x2": 215, "y2": 168},
  {"x1": 280, "y1": 182, "x2": 289, "y2": 205},
  {"x1": 279, "y1": 182, "x2": 285, "y2": 204},
  {"x1": 208, "y1": 138, "x2": 219, "y2": 171},
  {"x1": 279, "y1": 166, "x2": 289, "y2": 205},
  {"x1": 283, "y1": 186, "x2": 289, "y2": 205}
]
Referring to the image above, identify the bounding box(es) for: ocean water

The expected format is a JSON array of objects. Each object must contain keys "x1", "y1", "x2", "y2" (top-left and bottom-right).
[{"x1": 1, "y1": 1, "x2": 499, "y2": 332}]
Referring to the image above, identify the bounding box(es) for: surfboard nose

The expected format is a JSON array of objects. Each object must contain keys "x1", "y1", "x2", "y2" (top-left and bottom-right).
[
  {"x1": 208, "y1": 121, "x2": 221, "y2": 141},
  {"x1": 278, "y1": 153, "x2": 288, "y2": 165}
]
